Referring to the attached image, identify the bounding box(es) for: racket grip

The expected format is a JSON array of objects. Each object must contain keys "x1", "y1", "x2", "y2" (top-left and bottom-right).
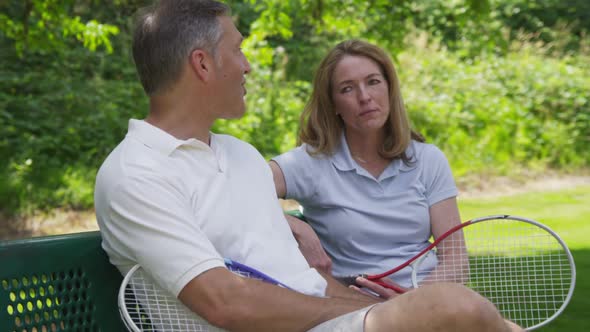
[
  {"x1": 372, "y1": 279, "x2": 407, "y2": 294},
  {"x1": 340, "y1": 275, "x2": 408, "y2": 294},
  {"x1": 335, "y1": 274, "x2": 367, "y2": 286},
  {"x1": 337, "y1": 274, "x2": 408, "y2": 295}
]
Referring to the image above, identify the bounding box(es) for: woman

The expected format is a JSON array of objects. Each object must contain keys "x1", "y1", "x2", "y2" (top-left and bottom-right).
[{"x1": 270, "y1": 40, "x2": 465, "y2": 295}]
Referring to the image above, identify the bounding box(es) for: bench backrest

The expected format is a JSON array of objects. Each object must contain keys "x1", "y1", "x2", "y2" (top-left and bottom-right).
[{"x1": 0, "y1": 231, "x2": 127, "y2": 331}]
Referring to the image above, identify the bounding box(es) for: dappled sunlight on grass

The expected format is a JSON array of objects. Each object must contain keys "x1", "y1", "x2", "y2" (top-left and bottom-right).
[{"x1": 459, "y1": 185, "x2": 590, "y2": 250}]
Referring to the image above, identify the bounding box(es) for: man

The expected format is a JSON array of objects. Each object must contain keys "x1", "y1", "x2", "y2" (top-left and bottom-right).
[{"x1": 95, "y1": 1, "x2": 522, "y2": 331}]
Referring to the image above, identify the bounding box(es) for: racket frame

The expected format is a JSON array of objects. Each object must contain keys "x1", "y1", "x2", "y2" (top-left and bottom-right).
[
  {"x1": 118, "y1": 259, "x2": 292, "y2": 331},
  {"x1": 343, "y1": 214, "x2": 576, "y2": 330},
  {"x1": 410, "y1": 214, "x2": 576, "y2": 331},
  {"x1": 118, "y1": 264, "x2": 148, "y2": 332}
]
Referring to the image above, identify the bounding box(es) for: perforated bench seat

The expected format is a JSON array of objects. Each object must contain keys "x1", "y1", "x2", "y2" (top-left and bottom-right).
[
  {"x1": 0, "y1": 231, "x2": 127, "y2": 331},
  {"x1": 0, "y1": 210, "x2": 305, "y2": 331}
]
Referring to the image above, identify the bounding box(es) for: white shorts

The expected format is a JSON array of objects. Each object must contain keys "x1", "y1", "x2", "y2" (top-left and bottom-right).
[{"x1": 307, "y1": 304, "x2": 378, "y2": 332}]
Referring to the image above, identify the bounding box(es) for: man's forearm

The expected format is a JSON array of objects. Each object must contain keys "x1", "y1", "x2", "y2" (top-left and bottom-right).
[
  {"x1": 181, "y1": 269, "x2": 372, "y2": 332},
  {"x1": 211, "y1": 280, "x2": 370, "y2": 331}
]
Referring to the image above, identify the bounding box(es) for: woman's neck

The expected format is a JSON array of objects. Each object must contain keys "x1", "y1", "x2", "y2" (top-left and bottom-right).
[{"x1": 345, "y1": 129, "x2": 386, "y2": 163}]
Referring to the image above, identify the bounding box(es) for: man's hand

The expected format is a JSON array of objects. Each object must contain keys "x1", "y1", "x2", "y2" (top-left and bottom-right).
[
  {"x1": 352, "y1": 277, "x2": 408, "y2": 300},
  {"x1": 285, "y1": 214, "x2": 332, "y2": 274}
]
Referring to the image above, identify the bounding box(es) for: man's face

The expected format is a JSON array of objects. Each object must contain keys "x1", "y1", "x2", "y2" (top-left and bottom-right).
[{"x1": 211, "y1": 16, "x2": 251, "y2": 119}]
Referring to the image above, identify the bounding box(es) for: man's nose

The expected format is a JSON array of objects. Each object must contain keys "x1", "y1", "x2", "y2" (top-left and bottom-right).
[{"x1": 243, "y1": 58, "x2": 252, "y2": 74}]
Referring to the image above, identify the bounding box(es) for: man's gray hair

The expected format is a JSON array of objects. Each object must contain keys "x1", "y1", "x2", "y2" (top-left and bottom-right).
[{"x1": 132, "y1": 0, "x2": 230, "y2": 95}]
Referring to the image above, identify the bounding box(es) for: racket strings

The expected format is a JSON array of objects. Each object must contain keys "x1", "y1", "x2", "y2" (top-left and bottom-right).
[
  {"x1": 121, "y1": 263, "x2": 280, "y2": 331},
  {"x1": 414, "y1": 218, "x2": 573, "y2": 329},
  {"x1": 123, "y1": 269, "x2": 226, "y2": 332}
]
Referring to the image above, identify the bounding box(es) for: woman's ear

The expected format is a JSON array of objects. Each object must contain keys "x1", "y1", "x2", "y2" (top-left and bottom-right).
[{"x1": 188, "y1": 49, "x2": 213, "y2": 82}]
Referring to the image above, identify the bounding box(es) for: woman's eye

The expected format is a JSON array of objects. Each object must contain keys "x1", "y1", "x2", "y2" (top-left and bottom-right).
[
  {"x1": 368, "y1": 79, "x2": 381, "y2": 85},
  {"x1": 340, "y1": 86, "x2": 352, "y2": 93}
]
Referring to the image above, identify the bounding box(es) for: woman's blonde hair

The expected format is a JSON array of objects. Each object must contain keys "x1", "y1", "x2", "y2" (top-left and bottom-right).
[{"x1": 298, "y1": 39, "x2": 423, "y2": 162}]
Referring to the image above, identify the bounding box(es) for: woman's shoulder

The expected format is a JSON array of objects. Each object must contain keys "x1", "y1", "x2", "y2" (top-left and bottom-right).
[
  {"x1": 272, "y1": 144, "x2": 335, "y2": 176},
  {"x1": 408, "y1": 140, "x2": 447, "y2": 161},
  {"x1": 280, "y1": 143, "x2": 332, "y2": 161}
]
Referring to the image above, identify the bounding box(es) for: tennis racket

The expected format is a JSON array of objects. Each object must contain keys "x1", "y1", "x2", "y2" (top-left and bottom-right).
[
  {"x1": 118, "y1": 258, "x2": 292, "y2": 332},
  {"x1": 341, "y1": 214, "x2": 576, "y2": 331}
]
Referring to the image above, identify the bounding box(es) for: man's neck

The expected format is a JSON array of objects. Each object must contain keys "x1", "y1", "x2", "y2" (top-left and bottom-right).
[{"x1": 146, "y1": 91, "x2": 214, "y2": 145}]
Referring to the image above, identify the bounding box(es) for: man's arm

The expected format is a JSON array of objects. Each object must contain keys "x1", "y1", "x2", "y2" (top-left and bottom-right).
[
  {"x1": 178, "y1": 267, "x2": 372, "y2": 332},
  {"x1": 180, "y1": 269, "x2": 524, "y2": 332},
  {"x1": 318, "y1": 270, "x2": 385, "y2": 302}
]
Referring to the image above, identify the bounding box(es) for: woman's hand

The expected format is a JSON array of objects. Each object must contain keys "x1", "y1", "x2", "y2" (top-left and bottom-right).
[
  {"x1": 352, "y1": 277, "x2": 408, "y2": 300},
  {"x1": 286, "y1": 214, "x2": 332, "y2": 274}
]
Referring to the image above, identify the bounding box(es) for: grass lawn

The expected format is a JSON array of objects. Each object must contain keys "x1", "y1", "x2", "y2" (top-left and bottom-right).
[{"x1": 458, "y1": 185, "x2": 590, "y2": 331}]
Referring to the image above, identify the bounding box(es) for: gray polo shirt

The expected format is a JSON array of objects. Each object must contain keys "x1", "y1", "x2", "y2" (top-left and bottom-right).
[{"x1": 272, "y1": 135, "x2": 458, "y2": 287}]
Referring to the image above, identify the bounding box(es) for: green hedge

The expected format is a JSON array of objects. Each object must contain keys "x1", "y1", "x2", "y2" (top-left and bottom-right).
[
  {"x1": 1, "y1": 0, "x2": 589, "y2": 215},
  {"x1": 400, "y1": 47, "x2": 589, "y2": 176}
]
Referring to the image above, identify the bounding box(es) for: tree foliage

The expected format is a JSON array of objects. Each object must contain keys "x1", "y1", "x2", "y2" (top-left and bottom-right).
[
  {"x1": 1, "y1": 0, "x2": 588, "y2": 215},
  {"x1": 0, "y1": 0, "x2": 122, "y2": 56}
]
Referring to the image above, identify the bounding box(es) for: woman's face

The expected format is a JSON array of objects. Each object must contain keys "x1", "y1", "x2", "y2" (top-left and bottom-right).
[{"x1": 331, "y1": 55, "x2": 390, "y2": 135}]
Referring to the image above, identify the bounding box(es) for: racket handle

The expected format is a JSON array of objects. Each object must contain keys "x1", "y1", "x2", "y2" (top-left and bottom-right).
[
  {"x1": 371, "y1": 279, "x2": 407, "y2": 294},
  {"x1": 337, "y1": 274, "x2": 408, "y2": 294},
  {"x1": 335, "y1": 274, "x2": 367, "y2": 286}
]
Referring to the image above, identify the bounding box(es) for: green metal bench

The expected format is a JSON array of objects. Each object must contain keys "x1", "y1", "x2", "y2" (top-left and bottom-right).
[
  {"x1": 0, "y1": 210, "x2": 304, "y2": 331},
  {"x1": 0, "y1": 231, "x2": 127, "y2": 331}
]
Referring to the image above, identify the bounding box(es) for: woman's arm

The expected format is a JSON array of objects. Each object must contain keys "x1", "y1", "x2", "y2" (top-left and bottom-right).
[
  {"x1": 424, "y1": 197, "x2": 468, "y2": 284},
  {"x1": 358, "y1": 197, "x2": 465, "y2": 297},
  {"x1": 286, "y1": 214, "x2": 333, "y2": 274},
  {"x1": 269, "y1": 160, "x2": 332, "y2": 274},
  {"x1": 269, "y1": 161, "x2": 287, "y2": 198},
  {"x1": 430, "y1": 196, "x2": 462, "y2": 242}
]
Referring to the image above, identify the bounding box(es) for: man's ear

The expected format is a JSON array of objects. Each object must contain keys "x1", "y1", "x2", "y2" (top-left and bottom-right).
[{"x1": 189, "y1": 49, "x2": 213, "y2": 82}]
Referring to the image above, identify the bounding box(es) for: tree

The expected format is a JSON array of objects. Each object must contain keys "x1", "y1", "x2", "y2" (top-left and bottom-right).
[{"x1": 0, "y1": 0, "x2": 120, "y2": 56}]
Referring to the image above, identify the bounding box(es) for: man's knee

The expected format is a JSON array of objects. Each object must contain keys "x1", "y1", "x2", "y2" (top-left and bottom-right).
[
  {"x1": 423, "y1": 283, "x2": 509, "y2": 331},
  {"x1": 366, "y1": 283, "x2": 510, "y2": 332}
]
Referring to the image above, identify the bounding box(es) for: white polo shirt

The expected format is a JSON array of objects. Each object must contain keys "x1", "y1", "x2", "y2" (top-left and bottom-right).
[{"x1": 95, "y1": 119, "x2": 327, "y2": 297}]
